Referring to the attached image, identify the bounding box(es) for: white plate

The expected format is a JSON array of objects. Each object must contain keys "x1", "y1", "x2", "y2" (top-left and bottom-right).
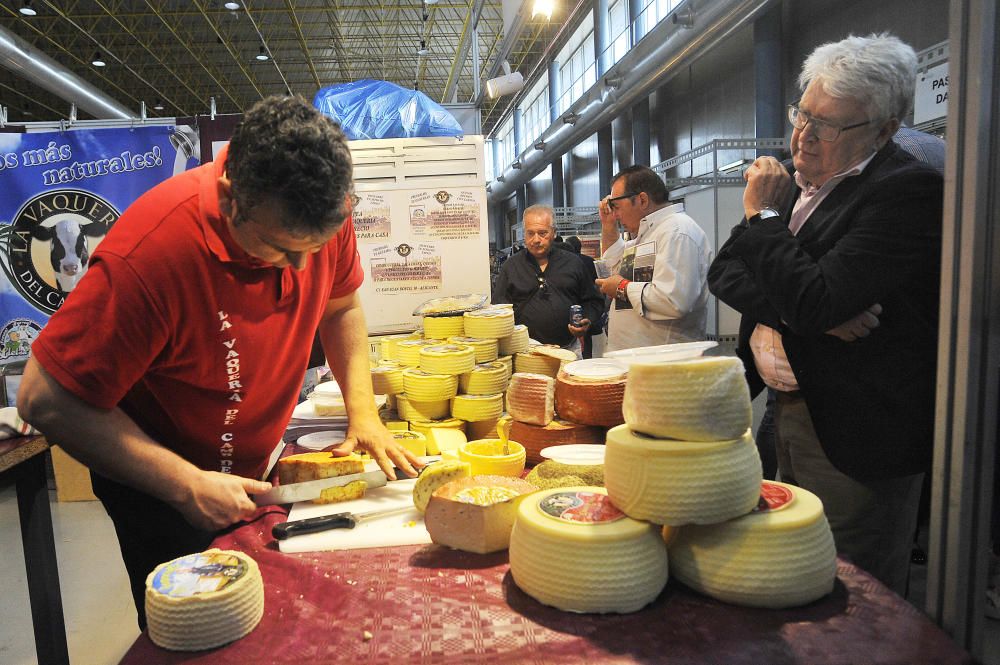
[
  {"x1": 292, "y1": 395, "x2": 386, "y2": 420},
  {"x1": 604, "y1": 340, "x2": 718, "y2": 365},
  {"x1": 562, "y1": 358, "x2": 627, "y2": 381},
  {"x1": 539, "y1": 444, "x2": 606, "y2": 466},
  {"x1": 296, "y1": 430, "x2": 348, "y2": 450}
]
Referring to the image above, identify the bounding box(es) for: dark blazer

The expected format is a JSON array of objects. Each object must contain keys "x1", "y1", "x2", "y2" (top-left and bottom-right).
[{"x1": 708, "y1": 141, "x2": 943, "y2": 480}]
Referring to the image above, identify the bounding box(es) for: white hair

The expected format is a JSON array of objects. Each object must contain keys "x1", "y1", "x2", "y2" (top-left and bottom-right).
[
  {"x1": 798, "y1": 33, "x2": 917, "y2": 123},
  {"x1": 523, "y1": 204, "x2": 555, "y2": 229}
]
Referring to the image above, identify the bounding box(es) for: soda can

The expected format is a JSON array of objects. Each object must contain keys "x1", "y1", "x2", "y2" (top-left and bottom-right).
[{"x1": 570, "y1": 304, "x2": 584, "y2": 326}]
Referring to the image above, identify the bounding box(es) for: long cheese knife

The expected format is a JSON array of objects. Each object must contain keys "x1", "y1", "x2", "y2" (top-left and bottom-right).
[
  {"x1": 271, "y1": 505, "x2": 417, "y2": 540},
  {"x1": 253, "y1": 469, "x2": 388, "y2": 506}
]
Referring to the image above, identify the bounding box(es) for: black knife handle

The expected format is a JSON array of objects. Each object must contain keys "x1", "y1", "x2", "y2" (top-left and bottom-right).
[{"x1": 272, "y1": 512, "x2": 357, "y2": 540}]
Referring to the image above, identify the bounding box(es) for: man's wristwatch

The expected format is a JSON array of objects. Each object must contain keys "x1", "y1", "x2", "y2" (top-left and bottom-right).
[{"x1": 751, "y1": 207, "x2": 781, "y2": 222}]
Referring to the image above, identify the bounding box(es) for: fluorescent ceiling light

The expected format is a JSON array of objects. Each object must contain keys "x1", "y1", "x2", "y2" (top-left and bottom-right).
[
  {"x1": 92, "y1": 52, "x2": 106, "y2": 67},
  {"x1": 224, "y1": 1, "x2": 241, "y2": 9},
  {"x1": 19, "y1": 1, "x2": 37, "y2": 16}
]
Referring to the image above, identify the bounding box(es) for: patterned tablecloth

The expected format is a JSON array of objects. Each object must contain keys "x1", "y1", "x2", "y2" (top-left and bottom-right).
[{"x1": 120, "y1": 505, "x2": 973, "y2": 665}]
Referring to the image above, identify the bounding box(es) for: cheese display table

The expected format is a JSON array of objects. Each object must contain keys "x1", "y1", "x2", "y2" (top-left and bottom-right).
[{"x1": 120, "y1": 505, "x2": 973, "y2": 665}]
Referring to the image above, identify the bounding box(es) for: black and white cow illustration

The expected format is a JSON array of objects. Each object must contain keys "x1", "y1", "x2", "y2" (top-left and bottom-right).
[{"x1": 30, "y1": 217, "x2": 109, "y2": 293}]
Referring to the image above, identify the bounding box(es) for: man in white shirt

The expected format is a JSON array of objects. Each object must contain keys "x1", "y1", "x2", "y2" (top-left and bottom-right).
[{"x1": 595, "y1": 165, "x2": 712, "y2": 352}]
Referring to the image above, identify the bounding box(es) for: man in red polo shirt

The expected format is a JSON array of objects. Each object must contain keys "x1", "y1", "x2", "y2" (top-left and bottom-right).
[{"x1": 17, "y1": 96, "x2": 420, "y2": 628}]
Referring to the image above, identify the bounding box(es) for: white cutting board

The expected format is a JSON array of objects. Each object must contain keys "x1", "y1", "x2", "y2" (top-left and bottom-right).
[{"x1": 277, "y1": 463, "x2": 431, "y2": 553}]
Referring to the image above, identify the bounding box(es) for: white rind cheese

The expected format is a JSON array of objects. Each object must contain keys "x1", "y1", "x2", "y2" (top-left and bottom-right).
[
  {"x1": 622, "y1": 356, "x2": 752, "y2": 441},
  {"x1": 509, "y1": 487, "x2": 668, "y2": 613},
  {"x1": 419, "y1": 343, "x2": 477, "y2": 375},
  {"x1": 604, "y1": 425, "x2": 762, "y2": 525},
  {"x1": 145, "y1": 549, "x2": 264, "y2": 651},
  {"x1": 451, "y1": 393, "x2": 504, "y2": 422},
  {"x1": 506, "y1": 372, "x2": 555, "y2": 426},
  {"x1": 401, "y1": 368, "x2": 459, "y2": 401},
  {"x1": 422, "y1": 315, "x2": 465, "y2": 339},
  {"x1": 669, "y1": 481, "x2": 837, "y2": 608}
]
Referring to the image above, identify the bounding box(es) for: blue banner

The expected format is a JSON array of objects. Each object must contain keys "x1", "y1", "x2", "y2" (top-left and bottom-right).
[{"x1": 0, "y1": 125, "x2": 199, "y2": 374}]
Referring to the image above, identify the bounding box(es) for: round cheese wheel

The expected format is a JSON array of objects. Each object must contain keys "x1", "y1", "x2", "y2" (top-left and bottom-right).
[
  {"x1": 448, "y1": 336, "x2": 499, "y2": 363},
  {"x1": 396, "y1": 339, "x2": 442, "y2": 367},
  {"x1": 509, "y1": 487, "x2": 668, "y2": 613},
  {"x1": 463, "y1": 307, "x2": 515, "y2": 338},
  {"x1": 422, "y1": 314, "x2": 465, "y2": 339},
  {"x1": 396, "y1": 393, "x2": 451, "y2": 421},
  {"x1": 514, "y1": 350, "x2": 563, "y2": 378},
  {"x1": 498, "y1": 324, "x2": 530, "y2": 355},
  {"x1": 506, "y1": 372, "x2": 555, "y2": 426},
  {"x1": 669, "y1": 481, "x2": 837, "y2": 608},
  {"x1": 459, "y1": 361, "x2": 509, "y2": 395},
  {"x1": 451, "y1": 393, "x2": 504, "y2": 422},
  {"x1": 496, "y1": 355, "x2": 514, "y2": 378},
  {"x1": 604, "y1": 424, "x2": 762, "y2": 526},
  {"x1": 402, "y1": 368, "x2": 458, "y2": 401},
  {"x1": 466, "y1": 415, "x2": 502, "y2": 440},
  {"x1": 145, "y1": 549, "x2": 264, "y2": 651},
  {"x1": 378, "y1": 332, "x2": 422, "y2": 362},
  {"x1": 622, "y1": 356, "x2": 751, "y2": 441},
  {"x1": 511, "y1": 418, "x2": 605, "y2": 465},
  {"x1": 555, "y1": 364, "x2": 627, "y2": 427},
  {"x1": 419, "y1": 343, "x2": 477, "y2": 375},
  {"x1": 371, "y1": 363, "x2": 405, "y2": 395}
]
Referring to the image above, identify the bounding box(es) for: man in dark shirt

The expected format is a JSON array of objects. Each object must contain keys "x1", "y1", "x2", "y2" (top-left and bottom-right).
[{"x1": 493, "y1": 205, "x2": 604, "y2": 354}]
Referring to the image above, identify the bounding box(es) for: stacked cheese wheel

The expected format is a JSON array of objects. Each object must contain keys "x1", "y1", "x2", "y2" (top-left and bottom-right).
[
  {"x1": 145, "y1": 549, "x2": 264, "y2": 651},
  {"x1": 554, "y1": 360, "x2": 627, "y2": 427},
  {"x1": 459, "y1": 361, "x2": 509, "y2": 395},
  {"x1": 371, "y1": 362, "x2": 405, "y2": 395},
  {"x1": 463, "y1": 307, "x2": 515, "y2": 338},
  {"x1": 498, "y1": 324, "x2": 530, "y2": 355},
  {"x1": 420, "y1": 343, "x2": 476, "y2": 375},
  {"x1": 448, "y1": 336, "x2": 499, "y2": 363},
  {"x1": 513, "y1": 345, "x2": 576, "y2": 378},
  {"x1": 422, "y1": 314, "x2": 465, "y2": 339},
  {"x1": 402, "y1": 368, "x2": 458, "y2": 401},
  {"x1": 396, "y1": 339, "x2": 443, "y2": 367}
]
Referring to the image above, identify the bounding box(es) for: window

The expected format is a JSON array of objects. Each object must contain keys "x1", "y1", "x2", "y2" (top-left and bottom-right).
[
  {"x1": 520, "y1": 76, "x2": 551, "y2": 147},
  {"x1": 636, "y1": 0, "x2": 685, "y2": 40},
  {"x1": 608, "y1": 0, "x2": 630, "y2": 66},
  {"x1": 496, "y1": 117, "x2": 515, "y2": 170},
  {"x1": 556, "y1": 14, "x2": 596, "y2": 114}
]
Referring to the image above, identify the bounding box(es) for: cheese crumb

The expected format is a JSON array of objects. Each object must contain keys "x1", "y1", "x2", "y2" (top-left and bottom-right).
[{"x1": 363, "y1": 630, "x2": 373, "y2": 641}]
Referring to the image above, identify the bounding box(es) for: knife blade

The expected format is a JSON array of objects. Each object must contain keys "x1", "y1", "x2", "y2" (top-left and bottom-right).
[
  {"x1": 271, "y1": 504, "x2": 417, "y2": 540},
  {"x1": 253, "y1": 469, "x2": 388, "y2": 506}
]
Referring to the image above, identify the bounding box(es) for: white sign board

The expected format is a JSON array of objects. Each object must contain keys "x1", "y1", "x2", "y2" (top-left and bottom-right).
[{"x1": 914, "y1": 62, "x2": 949, "y2": 125}]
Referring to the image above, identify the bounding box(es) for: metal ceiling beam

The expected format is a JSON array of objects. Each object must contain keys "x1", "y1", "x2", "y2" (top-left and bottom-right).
[
  {"x1": 284, "y1": 0, "x2": 322, "y2": 90},
  {"x1": 442, "y1": 0, "x2": 488, "y2": 103}
]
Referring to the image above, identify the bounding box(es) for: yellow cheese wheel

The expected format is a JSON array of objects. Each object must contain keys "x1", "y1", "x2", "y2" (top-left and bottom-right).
[
  {"x1": 371, "y1": 363, "x2": 405, "y2": 395},
  {"x1": 669, "y1": 481, "x2": 837, "y2": 608},
  {"x1": 392, "y1": 430, "x2": 427, "y2": 457},
  {"x1": 466, "y1": 415, "x2": 503, "y2": 441},
  {"x1": 509, "y1": 487, "x2": 668, "y2": 613},
  {"x1": 506, "y1": 372, "x2": 555, "y2": 426},
  {"x1": 447, "y1": 336, "x2": 499, "y2": 363},
  {"x1": 451, "y1": 393, "x2": 504, "y2": 422},
  {"x1": 604, "y1": 424, "x2": 762, "y2": 525},
  {"x1": 419, "y1": 343, "x2": 477, "y2": 375},
  {"x1": 459, "y1": 361, "x2": 509, "y2": 395},
  {"x1": 396, "y1": 339, "x2": 443, "y2": 367},
  {"x1": 396, "y1": 393, "x2": 451, "y2": 421},
  {"x1": 422, "y1": 314, "x2": 465, "y2": 339},
  {"x1": 555, "y1": 365, "x2": 627, "y2": 427},
  {"x1": 498, "y1": 324, "x2": 530, "y2": 355},
  {"x1": 511, "y1": 419, "x2": 606, "y2": 465},
  {"x1": 378, "y1": 332, "x2": 422, "y2": 362},
  {"x1": 496, "y1": 355, "x2": 514, "y2": 378},
  {"x1": 401, "y1": 368, "x2": 459, "y2": 401},
  {"x1": 622, "y1": 356, "x2": 751, "y2": 441},
  {"x1": 145, "y1": 549, "x2": 264, "y2": 651},
  {"x1": 463, "y1": 307, "x2": 515, "y2": 338}
]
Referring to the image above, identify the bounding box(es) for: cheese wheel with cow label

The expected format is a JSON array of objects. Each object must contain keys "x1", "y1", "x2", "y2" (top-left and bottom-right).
[
  {"x1": 498, "y1": 324, "x2": 530, "y2": 355},
  {"x1": 604, "y1": 424, "x2": 762, "y2": 526},
  {"x1": 448, "y1": 336, "x2": 499, "y2": 364},
  {"x1": 555, "y1": 361, "x2": 627, "y2": 427},
  {"x1": 402, "y1": 368, "x2": 458, "y2": 401},
  {"x1": 622, "y1": 356, "x2": 751, "y2": 441},
  {"x1": 506, "y1": 372, "x2": 555, "y2": 426},
  {"x1": 422, "y1": 314, "x2": 465, "y2": 339},
  {"x1": 669, "y1": 481, "x2": 837, "y2": 608},
  {"x1": 509, "y1": 487, "x2": 668, "y2": 613},
  {"x1": 463, "y1": 308, "x2": 515, "y2": 338},
  {"x1": 451, "y1": 393, "x2": 504, "y2": 422},
  {"x1": 419, "y1": 344, "x2": 477, "y2": 375},
  {"x1": 511, "y1": 418, "x2": 606, "y2": 465}
]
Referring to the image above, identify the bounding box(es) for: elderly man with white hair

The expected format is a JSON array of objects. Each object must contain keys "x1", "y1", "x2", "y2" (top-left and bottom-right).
[{"x1": 708, "y1": 33, "x2": 943, "y2": 595}]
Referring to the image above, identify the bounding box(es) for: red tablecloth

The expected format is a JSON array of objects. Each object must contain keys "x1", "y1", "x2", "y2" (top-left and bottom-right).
[{"x1": 120, "y1": 506, "x2": 973, "y2": 665}]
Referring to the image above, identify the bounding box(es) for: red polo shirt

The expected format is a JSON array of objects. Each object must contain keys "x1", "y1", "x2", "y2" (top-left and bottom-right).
[{"x1": 32, "y1": 146, "x2": 364, "y2": 478}]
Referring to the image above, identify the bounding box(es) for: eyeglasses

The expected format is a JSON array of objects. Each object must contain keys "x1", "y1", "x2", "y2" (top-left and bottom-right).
[
  {"x1": 606, "y1": 191, "x2": 639, "y2": 211},
  {"x1": 787, "y1": 104, "x2": 871, "y2": 142}
]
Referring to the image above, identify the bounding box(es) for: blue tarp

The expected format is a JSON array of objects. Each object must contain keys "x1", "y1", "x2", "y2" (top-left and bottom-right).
[{"x1": 313, "y1": 80, "x2": 463, "y2": 140}]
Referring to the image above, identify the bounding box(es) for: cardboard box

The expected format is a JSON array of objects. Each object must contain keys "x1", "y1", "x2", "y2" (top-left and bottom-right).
[{"x1": 50, "y1": 444, "x2": 97, "y2": 502}]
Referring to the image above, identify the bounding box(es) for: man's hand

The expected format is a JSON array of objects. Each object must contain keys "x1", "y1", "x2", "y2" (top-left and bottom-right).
[
  {"x1": 596, "y1": 276, "x2": 620, "y2": 299},
  {"x1": 598, "y1": 195, "x2": 616, "y2": 229},
  {"x1": 743, "y1": 156, "x2": 792, "y2": 220},
  {"x1": 568, "y1": 318, "x2": 591, "y2": 338},
  {"x1": 826, "y1": 304, "x2": 883, "y2": 341},
  {"x1": 332, "y1": 417, "x2": 422, "y2": 480},
  {"x1": 175, "y1": 470, "x2": 272, "y2": 531}
]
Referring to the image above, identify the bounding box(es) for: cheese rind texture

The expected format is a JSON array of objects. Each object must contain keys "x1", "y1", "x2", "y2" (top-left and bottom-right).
[
  {"x1": 604, "y1": 425, "x2": 762, "y2": 525},
  {"x1": 463, "y1": 308, "x2": 516, "y2": 338},
  {"x1": 448, "y1": 336, "x2": 499, "y2": 363},
  {"x1": 459, "y1": 362, "x2": 509, "y2": 395},
  {"x1": 424, "y1": 475, "x2": 537, "y2": 553},
  {"x1": 371, "y1": 363, "x2": 405, "y2": 395},
  {"x1": 397, "y1": 394, "x2": 451, "y2": 421},
  {"x1": 498, "y1": 324, "x2": 530, "y2": 355},
  {"x1": 622, "y1": 356, "x2": 752, "y2": 441},
  {"x1": 506, "y1": 372, "x2": 555, "y2": 426},
  {"x1": 451, "y1": 393, "x2": 504, "y2": 422},
  {"x1": 402, "y1": 368, "x2": 459, "y2": 401},
  {"x1": 669, "y1": 481, "x2": 837, "y2": 608},
  {"x1": 145, "y1": 549, "x2": 264, "y2": 651},
  {"x1": 422, "y1": 315, "x2": 465, "y2": 339},
  {"x1": 509, "y1": 487, "x2": 668, "y2": 613},
  {"x1": 412, "y1": 460, "x2": 472, "y2": 513},
  {"x1": 555, "y1": 369, "x2": 626, "y2": 427},
  {"x1": 419, "y1": 343, "x2": 477, "y2": 375},
  {"x1": 511, "y1": 418, "x2": 605, "y2": 465}
]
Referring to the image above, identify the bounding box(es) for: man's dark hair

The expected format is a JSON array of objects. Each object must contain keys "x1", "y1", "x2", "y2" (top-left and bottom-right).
[
  {"x1": 612, "y1": 165, "x2": 668, "y2": 204},
  {"x1": 227, "y1": 95, "x2": 353, "y2": 234},
  {"x1": 565, "y1": 236, "x2": 582, "y2": 253}
]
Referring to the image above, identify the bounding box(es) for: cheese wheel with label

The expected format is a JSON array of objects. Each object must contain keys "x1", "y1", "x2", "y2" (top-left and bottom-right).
[
  {"x1": 451, "y1": 393, "x2": 504, "y2": 422},
  {"x1": 511, "y1": 419, "x2": 605, "y2": 465},
  {"x1": 145, "y1": 549, "x2": 264, "y2": 651},
  {"x1": 422, "y1": 314, "x2": 465, "y2": 339},
  {"x1": 459, "y1": 361, "x2": 509, "y2": 395},
  {"x1": 509, "y1": 487, "x2": 668, "y2": 613},
  {"x1": 498, "y1": 324, "x2": 530, "y2": 355},
  {"x1": 402, "y1": 368, "x2": 458, "y2": 401},
  {"x1": 555, "y1": 362, "x2": 627, "y2": 427},
  {"x1": 419, "y1": 343, "x2": 477, "y2": 375},
  {"x1": 604, "y1": 424, "x2": 762, "y2": 525},
  {"x1": 669, "y1": 481, "x2": 837, "y2": 608},
  {"x1": 506, "y1": 372, "x2": 555, "y2": 426},
  {"x1": 463, "y1": 307, "x2": 515, "y2": 338},
  {"x1": 622, "y1": 356, "x2": 752, "y2": 441},
  {"x1": 448, "y1": 336, "x2": 499, "y2": 364}
]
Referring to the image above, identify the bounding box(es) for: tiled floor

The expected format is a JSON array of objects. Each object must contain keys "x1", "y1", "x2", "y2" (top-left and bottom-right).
[{"x1": 1, "y1": 483, "x2": 999, "y2": 664}]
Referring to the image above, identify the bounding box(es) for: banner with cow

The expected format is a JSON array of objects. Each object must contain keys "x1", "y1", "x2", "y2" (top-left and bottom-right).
[{"x1": 0, "y1": 125, "x2": 199, "y2": 395}]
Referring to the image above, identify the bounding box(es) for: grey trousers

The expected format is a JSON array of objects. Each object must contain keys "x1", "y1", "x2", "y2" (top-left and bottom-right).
[{"x1": 773, "y1": 391, "x2": 923, "y2": 596}]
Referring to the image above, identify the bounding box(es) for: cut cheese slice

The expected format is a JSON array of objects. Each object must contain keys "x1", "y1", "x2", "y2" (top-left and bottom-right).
[
  {"x1": 604, "y1": 424, "x2": 762, "y2": 525},
  {"x1": 459, "y1": 361, "x2": 509, "y2": 395},
  {"x1": 424, "y1": 475, "x2": 538, "y2": 553},
  {"x1": 511, "y1": 418, "x2": 606, "y2": 465},
  {"x1": 396, "y1": 339, "x2": 442, "y2": 367},
  {"x1": 463, "y1": 307, "x2": 515, "y2": 338},
  {"x1": 371, "y1": 363, "x2": 405, "y2": 395},
  {"x1": 396, "y1": 393, "x2": 451, "y2": 421},
  {"x1": 419, "y1": 343, "x2": 476, "y2": 375},
  {"x1": 392, "y1": 430, "x2": 427, "y2": 457},
  {"x1": 555, "y1": 368, "x2": 626, "y2": 427},
  {"x1": 417, "y1": 425, "x2": 468, "y2": 456},
  {"x1": 422, "y1": 314, "x2": 465, "y2": 339},
  {"x1": 669, "y1": 481, "x2": 837, "y2": 608},
  {"x1": 514, "y1": 346, "x2": 574, "y2": 378},
  {"x1": 145, "y1": 549, "x2": 264, "y2": 651},
  {"x1": 509, "y1": 487, "x2": 668, "y2": 613},
  {"x1": 506, "y1": 372, "x2": 555, "y2": 426},
  {"x1": 277, "y1": 453, "x2": 368, "y2": 505},
  {"x1": 447, "y1": 336, "x2": 499, "y2": 363},
  {"x1": 402, "y1": 368, "x2": 459, "y2": 401},
  {"x1": 412, "y1": 460, "x2": 472, "y2": 513},
  {"x1": 450, "y1": 393, "x2": 504, "y2": 422},
  {"x1": 622, "y1": 356, "x2": 751, "y2": 441}
]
